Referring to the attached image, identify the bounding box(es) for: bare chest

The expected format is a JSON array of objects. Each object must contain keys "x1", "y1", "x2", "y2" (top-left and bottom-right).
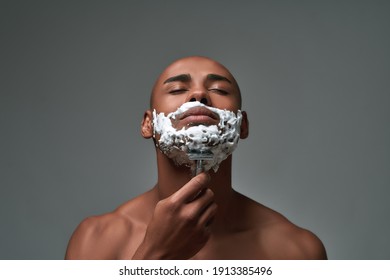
[{"x1": 190, "y1": 233, "x2": 266, "y2": 260}]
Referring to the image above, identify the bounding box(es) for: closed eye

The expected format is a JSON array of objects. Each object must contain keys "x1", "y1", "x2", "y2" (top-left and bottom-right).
[
  {"x1": 169, "y1": 89, "x2": 188, "y2": 94},
  {"x1": 209, "y1": 88, "x2": 229, "y2": 95}
]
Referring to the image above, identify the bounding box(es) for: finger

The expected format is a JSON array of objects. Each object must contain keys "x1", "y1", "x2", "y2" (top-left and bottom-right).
[
  {"x1": 186, "y1": 188, "x2": 215, "y2": 215},
  {"x1": 198, "y1": 202, "x2": 218, "y2": 229},
  {"x1": 171, "y1": 172, "x2": 211, "y2": 203}
]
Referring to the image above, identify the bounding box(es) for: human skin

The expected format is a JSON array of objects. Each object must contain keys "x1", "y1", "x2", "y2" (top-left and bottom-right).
[{"x1": 65, "y1": 56, "x2": 327, "y2": 260}]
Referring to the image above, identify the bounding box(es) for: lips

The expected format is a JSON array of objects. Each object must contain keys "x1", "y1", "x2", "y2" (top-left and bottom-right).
[
  {"x1": 178, "y1": 106, "x2": 219, "y2": 121},
  {"x1": 173, "y1": 106, "x2": 220, "y2": 128},
  {"x1": 177, "y1": 107, "x2": 219, "y2": 126}
]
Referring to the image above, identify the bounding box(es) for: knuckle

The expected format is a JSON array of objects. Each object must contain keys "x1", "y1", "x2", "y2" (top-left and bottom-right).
[
  {"x1": 205, "y1": 188, "x2": 215, "y2": 199},
  {"x1": 156, "y1": 198, "x2": 178, "y2": 213},
  {"x1": 154, "y1": 200, "x2": 166, "y2": 213},
  {"x1": 169, "y1": 192, "x2": 181, "y2": 204},
  {"x1": 180, "y1": 210, "x2": 197, "y2": 223}
]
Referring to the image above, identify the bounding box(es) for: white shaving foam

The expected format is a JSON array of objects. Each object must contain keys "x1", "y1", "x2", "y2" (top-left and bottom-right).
[{"x1": 153, "y1": 101, "x2": 242, "y2": 172}]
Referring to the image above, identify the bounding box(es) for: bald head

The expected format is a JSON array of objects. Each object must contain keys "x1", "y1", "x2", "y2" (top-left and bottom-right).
[{"x1": 150, "y1": 56, "x2": 241, "y2": 110}]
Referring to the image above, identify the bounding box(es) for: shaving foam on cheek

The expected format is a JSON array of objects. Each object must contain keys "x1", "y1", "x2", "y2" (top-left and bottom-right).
[{"x1": 152, "y1": 101, "x2": 242, "y2": 172}]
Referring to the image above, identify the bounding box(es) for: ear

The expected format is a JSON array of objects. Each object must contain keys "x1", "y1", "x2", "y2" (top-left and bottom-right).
[
  {"x1": 240, "y1": 111, "x2": 249, "y2": 139},
  {"x1": 141, "y1": 110, "x2": 154, "y2": 139}
]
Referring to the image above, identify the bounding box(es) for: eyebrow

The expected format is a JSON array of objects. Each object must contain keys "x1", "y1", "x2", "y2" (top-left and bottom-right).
[
  {"x1": 163, "y1": 73, "x2": 232, "y2": 85},
  {"x1": 163, "y1": 74, "x2": 191, "y2": 84},
  {"x1": 206, "y1": 73, "x2": 232, "y2": 84}
]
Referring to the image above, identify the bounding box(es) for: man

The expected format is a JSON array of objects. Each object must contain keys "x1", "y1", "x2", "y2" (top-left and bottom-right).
[{"x1": 65, "y1": 56, "x2": 327, "y2": 259}]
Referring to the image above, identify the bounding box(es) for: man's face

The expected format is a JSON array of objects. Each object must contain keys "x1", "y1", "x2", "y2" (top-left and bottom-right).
[
  {"x1": 151, "y1": 56, "x2": 242, "y2": 120},
  {"x1": 145, "y1": 56, "x2": 248, "y2": 173}
]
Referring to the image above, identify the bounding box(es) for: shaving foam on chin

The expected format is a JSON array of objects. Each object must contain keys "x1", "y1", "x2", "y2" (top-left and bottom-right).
[{"x1": 152, "y1": 101, "x2": 242, "y2": 172}]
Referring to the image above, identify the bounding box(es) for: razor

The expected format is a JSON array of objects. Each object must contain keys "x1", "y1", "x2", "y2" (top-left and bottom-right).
[{"x1": 187, "y1": 149, "x2": 214, "y2": 177}]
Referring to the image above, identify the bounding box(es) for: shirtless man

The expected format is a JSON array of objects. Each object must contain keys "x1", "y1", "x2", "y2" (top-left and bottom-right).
[{"x1": 65, "y1": 56, "x2": 327, "y2": 260}]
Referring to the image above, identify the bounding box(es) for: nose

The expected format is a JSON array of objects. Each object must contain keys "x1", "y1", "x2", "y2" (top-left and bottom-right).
[{"x1": 186, "y1": 90, "x2": 211, "y2": 106}]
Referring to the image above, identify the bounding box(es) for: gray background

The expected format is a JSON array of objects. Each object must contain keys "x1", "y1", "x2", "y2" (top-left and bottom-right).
[{"x1": 1, "y1": 0, "x2": 389, "y2": 259}]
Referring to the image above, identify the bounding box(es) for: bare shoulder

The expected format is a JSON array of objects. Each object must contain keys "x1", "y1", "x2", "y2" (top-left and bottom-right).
[
  {"x1": 264, "y1": 220, "x2": 328, "y2": 259},
  {"x1": 65, "y1": 191, "x2": 154, "y2": 260},
  {"x1": 65, "y1": 211, "x2": 134, "y2": 259},
  {"x1": 234, "y1": 192, "x2": 327, "y2": 260}
]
